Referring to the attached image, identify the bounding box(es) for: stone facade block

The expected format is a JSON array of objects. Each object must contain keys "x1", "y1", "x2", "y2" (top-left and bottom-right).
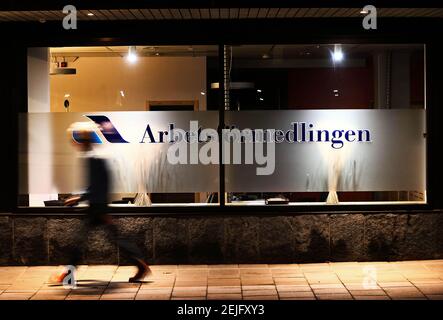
[
  {"x1": 293, "y1": 214, "x2": 330, "y2": 262},
  {"x1": 116, "y1": 217, "x2": 153, "y2": 265},
  {"x1": 47, "y1": 217, "x2": 85, "y2": 265},
  {"x1": 188, "y1": 217, "x2": 225, "y2": 264},
  {"x1": 85, "y1": 225, "x2": 118, "y2": 264},
  {"x1": 224, "y1": 217, "x2": 260, "y2": 264},
  {"x1": 153, "y1": 218, "x2": 188, "y2": 264},
  {"x1": 2, "y1": 211, "x2": 443, "y2": 266},
  {"x1": 330, "y1": 214, "x2": 365, "y2": 261},
  {"x1": 401, "y1": 213, "x2": 443, "y2": 260},
  {"x1": 13, "y1": 217, "x2": 47, "y2": 265},
  {"x1": 365, "y1": 213, "x2": 408, "y2": 261},
  {"x1": 259, "y1": 216, "x2": 294, "y2": 263},
  {"x1": 0, "y1": 217, "x2": 12, "y2": 264}
]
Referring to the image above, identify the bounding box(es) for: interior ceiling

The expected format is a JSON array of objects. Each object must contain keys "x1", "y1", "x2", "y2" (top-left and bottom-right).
[
  {"x1": 50, "y1": 44, "x2": 424, "y2": 60},
  {"x1": 1, "y1": 7, "x2": 443, "y2": 22}
]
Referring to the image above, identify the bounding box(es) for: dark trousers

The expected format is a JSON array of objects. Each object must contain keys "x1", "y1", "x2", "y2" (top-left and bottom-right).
[{"x1": 69, "y1": 205, "x2": 144, "y2": 267}]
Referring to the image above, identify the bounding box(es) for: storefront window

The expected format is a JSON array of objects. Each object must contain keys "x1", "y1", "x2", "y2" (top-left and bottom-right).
[
  {"x1": 221, "y1": 44, "x2": 426, "y2": 205},
  {"x1": 20, "y1": 45, "x2": 220, "y2": 207},
  {"x1": 20, "y1": 43, "x2": 426, "y2": 208}
]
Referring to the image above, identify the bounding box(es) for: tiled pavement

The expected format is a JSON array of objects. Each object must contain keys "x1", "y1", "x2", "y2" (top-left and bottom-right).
[{"x1": 1, "y1": 260, "x2": 443, "y2": 300}]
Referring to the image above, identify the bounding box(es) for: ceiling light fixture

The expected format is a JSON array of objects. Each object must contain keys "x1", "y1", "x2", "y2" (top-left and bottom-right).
[
  {"x1": 127, "y1": 46, "x2": 138, "y2": 63},
  {"x1": 331, "y1": 44, "x2": 344, "y2": 63},
  {"x1": 87, "y1": 12, "x2": 94, "y2": 16}
]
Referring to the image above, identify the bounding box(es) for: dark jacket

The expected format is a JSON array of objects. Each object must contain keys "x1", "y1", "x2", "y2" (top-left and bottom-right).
[{"x1": 79, "y1": 156, "x2": 110, "y2": 206}]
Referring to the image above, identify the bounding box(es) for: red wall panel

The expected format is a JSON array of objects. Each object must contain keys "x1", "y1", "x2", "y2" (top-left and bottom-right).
[{"x1": 287, "y1": 63, "x2": 374, "y2": 109}]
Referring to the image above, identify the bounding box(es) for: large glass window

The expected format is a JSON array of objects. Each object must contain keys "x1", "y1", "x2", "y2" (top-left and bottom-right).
[
  {"x1": 20, "y1": 43, "x2": 426, "y2": 208},
  {"x1": 220, "y1": 44, "x2": 426, "y2": 205},
  {"x1": 20, "y1": 45, "x2": 220, "y2": 207}
]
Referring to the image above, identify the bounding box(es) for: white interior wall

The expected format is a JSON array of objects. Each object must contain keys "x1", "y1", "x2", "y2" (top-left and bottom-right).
[
  {"x1": 27, "y1": 47, "x2": 58, "y2": 206},
  {"x1": 50, "y1": 56, "x2": 207, "y2": 112}
]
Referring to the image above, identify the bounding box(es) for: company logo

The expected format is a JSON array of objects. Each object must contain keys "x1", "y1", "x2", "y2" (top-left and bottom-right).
[{"x1": 71, "y1": 115, "x2": 129, "y2": 144}]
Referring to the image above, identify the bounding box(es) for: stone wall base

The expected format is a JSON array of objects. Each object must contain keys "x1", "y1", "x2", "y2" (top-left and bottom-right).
[{"x1": 1, "y1": 212, "x2": 443, "y2": 265}]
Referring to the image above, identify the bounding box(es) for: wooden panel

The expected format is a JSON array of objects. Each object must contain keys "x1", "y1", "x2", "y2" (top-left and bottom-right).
[
  {"x1": 149, "y1": 9, "x2": 164, "y2": 19},
  {"x1": 391, "y1": 8, "x2": 412, "y2": 17},
  {"x1": 248, "y1": 8, "x2": 260, "y2": 19},
  {"x1": 46, "y1": 10, "x2": 64, "y2": 19},
  {"x1": 139, "y1": 9, "x2": 155, "y2": 20},
  {"x1": 160, "y1": 9, "x2": 173, "y2": 19},
  {"x1": 8, "y1": 11, "x2": 31, "y2": 21},
  {"x1": 257, "y1": 8, "x2": 269, "y2": 18},
  {"x1": 120, "y1": 9, "x2": 137, "y2": 20},
  {"x1": 108, "y1": 10, "x2": 126, "y2": 20},
  {"x1": 329, "y1": 7, "x2": 345, "y2": 17},
  {"x1": 285, "y1": 8, "x2": 300, "y2": 18},
  {"x1": 229, "y1": 8, "x2": 239, "y2": 19},
  {"x1": 90, "y1": 10, "x2": 109, "y2": 20},
  {"x1": 314, "y1": 7, "x2": 332, "y2": 17},
  {"x1": 294, "y1": 8, "x2": 309, "y2": 17},
  {"x1": 421, "y1": 8, "x2": 442, "y2": 17},
  {"x1": 276, "y1": 8, "x2": 290, "y2": 18},
  {"x1": 0, "y1": 12, "x2": 16, "y2": 21},
  {"x1": 200, "y1": 8, "x2": 210, "y2": 19},
  {"x1": 220, "y1": 8, "x2": 229, "y2": 19},
  {"x1": 303, "y1": 8, "x2": 319, "y2": 17},
  {"x1": 41, "y1": 10, "x2": 60, "y2": 20},
  {"x1": 179, "y1": 8, "x2": 192, "y2": 19},
  {"x1": 428, "y1": 9, "x2": 443, "y2": 17},
  {"x1": 1, "y1": 7, "x2": 443, "y2": 22},
  {"x1": 79, "y1": 10, "x2": 98, "y2": 20},
  {"x1": 239, "y1": 8, "x2": 249, "y2": 18},
  {"x1": 169, "y1": 9, "x2": 182, "y2": 19},
  {"x1": 403, "y1": 8, "x2": 423, "y2": 17},
  {"x1": 267, "y1": 8, "x2": 279, "y2": 18},
  {"x1": 190, "y1": 8, "x2": 201, "y2": 19},
  {"x1": 128, "y1": 9, "x2": 145, "y2": 20},
  {"x1": 100, "y1": 10, "x2": 117, "y2": 20},
  {"x1": 209, "y1": 8, "x2": 220, "y2": 19}
]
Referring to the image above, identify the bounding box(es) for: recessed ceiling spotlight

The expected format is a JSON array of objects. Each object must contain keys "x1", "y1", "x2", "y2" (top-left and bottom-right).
[
  {"x1": 257, "y1": 89, "x2": 262, "y2": 93},
  {"x1": 331, "y1": 44, "x2": 344, "y2": 63},
  {"x1": 360, "y1": 9, "x2": 368, "y2": 14},
  {"x1": 155, "y1": 52, "x2": 160, "y2": 56},
  {"x1": 87, "y1": 12, "x2": 94, "y2": 16},
  {"x1": 262, "y1": 53, "x2": 271, "y2": 59},
  {"x1": 126, "y1": 46, "x2": 138, "y2": 63},
  {"x1": 39, "y1": 18, "x2": 46, "y2": 23},
  {"x1": 200, "y1": 91, "x2": 206, "y2": 96}
]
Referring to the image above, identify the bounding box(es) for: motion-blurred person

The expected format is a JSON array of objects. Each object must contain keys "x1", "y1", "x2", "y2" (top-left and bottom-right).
[{"x1": 50, "y1": 122, "x2": 151, "y2": 284}]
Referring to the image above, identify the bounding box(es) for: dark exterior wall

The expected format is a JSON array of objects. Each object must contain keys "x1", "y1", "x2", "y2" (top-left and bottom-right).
[{"x1": 1, "y1": 211, "x2": 443, "y2": 265}]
